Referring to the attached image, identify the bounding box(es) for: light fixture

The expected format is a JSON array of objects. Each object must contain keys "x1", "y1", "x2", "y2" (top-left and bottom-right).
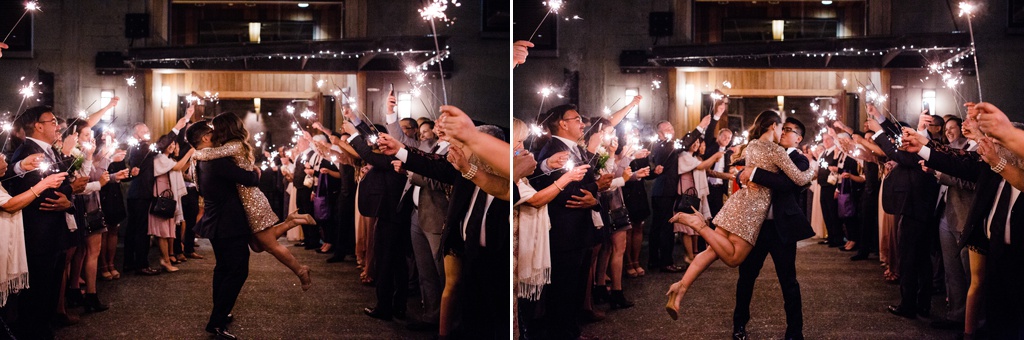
[
  {"x1": 922, "y1": 89, "x2": 936, "y2": 114},
  {"x1": 248, "y1": 22, "x2": 261, "y2": 43},
  {"x1": 161, "y1": 86, "x2": 172, "y2": 108},
  {"x1": 772, "y1": 20, "x2": 785, "y2": 41},
  {"x1": 821, "y1": 1, "x2": 833, "y2": 5},
  {"x1": 253, "y1": 98, "x2": 262, "y2": 113},
  {"x1": 397, "y1": 92, "x2": 412, "y2": 118},
  {"x1": 100, "y1": 90, "x2": 115, "y2": 121},
  {"x1": 624, "y1": 88, "x2": 639, "y2": 119},
  {"x1": 777, "y1": 95, "x2": 785, "y2": 112},
  {"x1": 297, "y1": 3, "x2": 309, "y2": 8},
  {"x1": 684, "y1": 84, "x2": 697, "y2": 106}
]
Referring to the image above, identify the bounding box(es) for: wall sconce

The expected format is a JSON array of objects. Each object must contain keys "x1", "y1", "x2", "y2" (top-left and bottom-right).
[
  {"x1": 684, "y1": 84, "x2": 697, "y2": 106},
  {"x1": 772, "y1": 20, "x2": 785, "y2": 41},
  {"x1": 777, "y1": 95, "x2": 785, "y2": 112},
  {"x1": 161, "y1": 86, "x2": 172, "y2": 108},
  {"x1": 248, "y1": 22, "x2": 261, "y2": 43},
  {"x1": 253, "y1": 97, "x2": 262, "y2": 113},
  {"x1": 922, "y1": 89, "x2": 936, "y2": 114},
  {"x1": 624, "y1": 88, "x2": 639, "y2": 119},
  {"x1": 100, "y1": 90, "x2": 114, "y2": 121},
  {"x1": 397, "y1": 92, "x2": 412, "y2": 119}
]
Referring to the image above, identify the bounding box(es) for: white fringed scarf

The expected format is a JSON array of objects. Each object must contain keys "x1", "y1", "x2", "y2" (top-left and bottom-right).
[
  {"x1": 0, "y1": 187, "x2": 29, "y2": 307},
  {"x1": 514, "y1": 179, "x2": 551, "y2": 301}
]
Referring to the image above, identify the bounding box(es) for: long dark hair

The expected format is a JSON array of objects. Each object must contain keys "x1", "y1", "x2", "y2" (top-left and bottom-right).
[
  {"x1": 211, "y1": 112, "x2": 253, "y2": 162},
  {"x1": 748, "y1": 110, "x2": 782, "y2": 140}
]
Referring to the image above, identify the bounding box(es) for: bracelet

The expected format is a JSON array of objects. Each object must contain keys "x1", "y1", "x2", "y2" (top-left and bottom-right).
[
  {"x1": 29, "y1": 187, "x2": 39, "y2": 198},
  {"x1": 992, "y1": 157, "x2": 1008, "y2": 173},
  {"x1": 554, "y1": 182, "x2": 564, "y2": 191},
  {"x1": 461, "y1": 164, "x2": 478, "y2": 180}
]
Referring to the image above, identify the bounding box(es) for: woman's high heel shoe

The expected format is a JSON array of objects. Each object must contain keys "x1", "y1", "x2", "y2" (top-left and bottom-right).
[
  {"x1": 670, "y1": 211, "x2": 707, "y2": 233},
  {"x1": 160, "y1": 260, "x2": 179, "y2": 272},
  {"x1": 83, "y1": 293, "x2": 109, "y2": 313},
  {"x1": 608, "y1": 290, "x2": 634, "y2": 310},
  {"x1": 666, "y1": 291, "x2": 679, "y2": 320}
]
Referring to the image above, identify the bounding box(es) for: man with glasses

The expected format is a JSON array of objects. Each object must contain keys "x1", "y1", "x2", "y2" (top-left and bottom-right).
[
  {"x1": 530, "y1": 104, "x2": 608, "y2": 340},
  {"x1": 732, "y1": 117, "x2": 814, "y2": 340},
  {"x1": 5, "y1": 106, "x2": 76, "y2": 339}
]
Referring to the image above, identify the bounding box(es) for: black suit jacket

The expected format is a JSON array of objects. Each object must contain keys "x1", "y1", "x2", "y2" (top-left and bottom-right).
[
  {"x1": 750, "y1": 149, "x2": 815, "y2": 245},
  {"x1": 194, "y1": 157, "x2": 259, "y2": 239},
  {"x1": 531, "y1": 137, "x2": 601, "y2": 252},
  {"x1": 875, "y1": 120, "x2": 939, "y2": 220},
  {"x1": 126, "y1": 132, "x2": 177, "y2": 200},
  {"x1": 816, "y1": 148, "x2": 839, "y2": 188},
  {"x1": 350, "y1": 123, "x2": 406, "y2": 217},
  {"x1": 648, "y1": 138, "x2": 685, "y2": 197},
  {"x1": 4, "y1": 140, "x2": 75, "y2": 255},
  {"x1": 401, "y1": 146, "x2": 509, "y2": 259}
]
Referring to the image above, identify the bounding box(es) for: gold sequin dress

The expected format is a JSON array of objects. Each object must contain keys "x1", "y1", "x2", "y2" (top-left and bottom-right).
[
  {"x1": 711, "y1": 139, "x2": 816, "y2": 246},
  {"x1": 194, "y1": 141, "x2": 278, "y2": 233}
]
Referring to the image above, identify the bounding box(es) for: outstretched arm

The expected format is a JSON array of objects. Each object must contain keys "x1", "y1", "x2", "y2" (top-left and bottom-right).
[{"x1": 769, "y1": 146, "x2": 816, "y2": 186}]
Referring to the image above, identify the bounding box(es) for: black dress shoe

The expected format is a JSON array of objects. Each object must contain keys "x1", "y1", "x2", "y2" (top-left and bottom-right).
[
  {"x1": 226, "y1": 314, "x2": 233, "y2": 324},
  {"x1": 206, "y1": 327, "x2": 238, "y2": 340},
  {"x1": 659, "y1": 265, "x2": 684, "y2": 273},
  {"x1": 732, "y1": 325, "x2": 748, "y2": 340},
  {"x1": 136, "y1": 267, "x2": 160, "y2": 276},
  {"x1": 887, "y1": 305, "x2": 916, "y2": 318},
  {"x1": 363, "y1": 307, "x2": 393, "y2": 321},
  {"x1": 292, "y1": 242, "x2": 305, "y2": 247},
  {"x1": 850, "y1": 253, "x2": 868, "y2": 261},
  {"x1": 393, "y1": 309, "x2": 407, "y2": 320}
]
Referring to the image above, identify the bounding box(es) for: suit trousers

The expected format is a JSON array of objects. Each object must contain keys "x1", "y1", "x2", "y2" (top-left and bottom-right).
[
  {"x1": 649, "y1": 195, "x2": 677, "y2": 268},
  {"x1": 373, "y1": 215, "x2": 410, "y2": 315},
  {"x1": 708, "y1": 184, "x2": 727, "y2": 217},
  {"x1": 734, "y1": 221, "x2": 802, "y2": 337},
  {"x1": 897, "y1": 214, "x2": 933, "y2": 312},
  {"x1": 819, "y1": 186, "x2": 842, "y2": 245},
  {"x1": 12, "y1": 251, "x2": 63, "y2": 339},
  {"x1": 178, "y1": 188, "x2": 200, "y2": 254},
  {"x1": 207, "y1": 236, "x2": 250, "y2": 329},
  {"x1": 541, "y1": 247, "x2": 591, "y2": 340},
  {"x1": 295, "y1": 188, "x2": 319, "y2": 249},
  {"x1": 123, "y1": 198, "x2": 153, "y2": 271},
  {"x1": 454, "y1": 245, "x2": 506, "y2": 339},
  {"x1": 937, "y1": 219, "x2": 969, "y2": 322},
  {"x1": 982, "y1": 238, "x2": 1024, "y2": 338},
  {"x1": 410, "y1": 209, "x2": 442, "y2": 323}
]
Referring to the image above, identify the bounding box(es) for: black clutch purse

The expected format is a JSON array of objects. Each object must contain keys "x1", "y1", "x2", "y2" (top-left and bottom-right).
[{"x1": 673, "y1": 188, "x2": 700, "y2": 214}]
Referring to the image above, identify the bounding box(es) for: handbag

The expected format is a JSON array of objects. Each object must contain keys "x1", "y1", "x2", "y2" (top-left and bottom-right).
[
  {"x1": 150, "y1": 188, "x2": 176, "y2": 219},
  {"x1": 837, "y1": 176, "x2": 857, "y2": 218},
  {"x1": 313, "y1": 172, "x2": 331, "y2": 220},
  {"x1": 85, "y1": 209, "x2": 106, "y2": 233},
  {"x1": 674, "y1": 188, "x2": 701, "y2": 214}
]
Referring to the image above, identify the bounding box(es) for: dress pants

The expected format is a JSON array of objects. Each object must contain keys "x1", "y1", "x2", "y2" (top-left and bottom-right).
[
  {"x1": 649, "y1": 195, "x2": 677, "y2": 268},
  {"x1": 295, "y1": 188, "x2": 319, "y2": 249},
  {"x1": 708, "y1": 184, "x2": 727, "y2": 216},
  {"x1": 541, "y1": 247, "x2": 591, "y2": 340},
  {"x1": 409, "y1": 209, "x2": 442, "y2": 323},
  {"x1": 937, "y1": 218, "x2": 969, "y2": 322},
  {"x1": 856, "y1": 190, "x2": 879, "y2": 257},
  {"x1": 12, "y1": 251, "x2": 63, "y2": 339},
  {"x1": 734, "y1": 221, "x2": 802, "y2": 338},
  {"x1": 207, "y1": 236, "x2": 250, "y2": 330},
  {"x1": 982, "y1": 238, "x2": 1024, "y2": 338},
  {"x1": 454, "y1": 244, "x2": 506, "y2": 339},
  {"x1": 819, "y1": 186, "x2": 842, "y2": 245},
  {"x1": 896, "y1": 215, "x2": 933, "y2": 313},
  {"x1": 123, "y1": 198, "x2": 153, "y2": 271},
  {"x1": 372, "y1": 214, "x2": 411, "y2": 315},
  {"x1": 179, "y1": 188, "x2": 200, "y2": 254}
]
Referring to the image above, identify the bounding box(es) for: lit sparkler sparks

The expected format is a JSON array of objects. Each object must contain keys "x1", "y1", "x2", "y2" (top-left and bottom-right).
[
  {"x1": 125, "y1": 76, "x2": 136, "y2": 87},
  {"x1": 651, "y1": 80, "x2": 662, "y2": 89},
  {"x1": 148, "y1": 144, "x2": 157, "y2": 152},
  {"x1": 418, "y1": 0, "x2": 461, "y2": 24},
  {"x1": 563, "y1": 158, "x2": 575, "y2": 172},
  {"x1": 286, "y1": 106, "x2": 296, "y2": 114},
  {"x1": 529, "y1": 124, "x2": 546, "y2": 137},
  {"x1": 958, "y1": 1, "x2": 984, "y2": 101},
  {"x1": 300, "y1": 109, "x2": 316, "y2": 119},
  {"x1": 1, "y1": 123, "x2": 11, "y2": 132},
  {"x1": 38, "y1": 161, "x2": 50, "y2": 173},
  {"x1": 722, "y1": 80, "x2": 732, "y2": 89},
  {"x1": 316, "y1": 79, "x2": 325, "y2": 88},
  {"x1": 127, "y1": 137, "x2": 139, "y2": 147},
  {"x1": 2, "y1": 1, "x2": 40, "y2": 44}
]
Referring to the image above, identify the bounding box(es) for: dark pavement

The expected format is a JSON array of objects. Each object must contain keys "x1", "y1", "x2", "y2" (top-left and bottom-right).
[
  {"x1": 582, "y1": 239, "x2": 960, "y2": 339},
  {"x1": 56, "y1": 239, "x2": 433, "y2": 340}
]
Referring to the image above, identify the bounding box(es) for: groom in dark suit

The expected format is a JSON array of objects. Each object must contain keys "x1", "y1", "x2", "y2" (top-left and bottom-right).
[
  {"x1": 733, "y1": 117, "x2": 814, "y2": 340},
  {"x1": 189, "y1": 118, "x2": 257, "y2": 340}
]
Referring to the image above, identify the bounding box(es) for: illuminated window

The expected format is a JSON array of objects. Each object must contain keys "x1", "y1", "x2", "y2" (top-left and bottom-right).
[{"x1": 398, "y1": 92, "x2": 412, "y2": 119}]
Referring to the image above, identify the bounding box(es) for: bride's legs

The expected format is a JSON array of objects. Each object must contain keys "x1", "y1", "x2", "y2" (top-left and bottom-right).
[
  {"x1": 667, "y1": 248, "x2": 719, "y2": 316},
  {"x1": 254, "y1": 228, "x2": 311, "y2": 289},
  {"x1": 696, "y1": 227, "x2": 754, "y2": 268}
]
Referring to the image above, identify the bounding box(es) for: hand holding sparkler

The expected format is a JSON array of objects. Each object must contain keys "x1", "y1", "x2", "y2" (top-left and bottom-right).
[
  {"x1": 545, "y1": 151, "x2": 571, "y2": 170},
  {"x1": 437, "y1": 105, "x2": 476, "y2": 142},
  {"x1": 513, "y1": 40, "x2": 535, "y2": 68},
  {"x1": 391, "y1": 160, "x2": 405, "y2": 174},
  {"x1": 18, "y1": 153, "x2": 43, "y2": 172},
  {"x1": 376, "y1": 133, "x2": 403, "y2": 156},
  {"x1": 0, "y1": 42, "x2": 7, "y2": 58},
  {"x1": 33, "y1": 172, "x2": 67, "y2": 192},
  {"x1": 446, "y1": 145, "x2": 469, "y2": 172},
  {"x1": 865, "y1": 116, "x2": 883, "y2": 133},
  {"x1": 900, "y1": 127, "x2": 927, "y2": 153},
  {"x1": 974, "y1": 102, "x2": 1013, "y2": 141},
  {"x1": 513, "y1": 149, "x2": 537, "y2": 181}
]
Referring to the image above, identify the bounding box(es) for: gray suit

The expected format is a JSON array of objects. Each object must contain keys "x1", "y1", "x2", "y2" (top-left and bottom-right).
[
  {"x1": 405, "y1": 140, "x2": 448, "y2": 325},
  {"x1": 935, "y1": 140, "x2": 976, "y2": 322}
]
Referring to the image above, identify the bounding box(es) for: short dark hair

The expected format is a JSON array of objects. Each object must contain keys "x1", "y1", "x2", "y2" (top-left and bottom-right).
[
  {"x1": 541, "y1": 104, "x2": 578, "y2": 133},
  {"x1": 185, "y1": 120, "x2": 212, "y2": 148},
  {"x1": 400, "y1": 118, "x2": 418, "y2": 128},
  {"x1": 784, "y1": 117, "x2": 805, "y2": 139},
  {"x1": 946, "y1": 116, "x2": 963, "y2": 128},
  {"x1": 929, "y1": 115, "x2": 944, "y2": 127},
  {"x1": 16, "y1": 105, "x2": 52, "y2": 135},
  {"x1": 420, "y1": 120, "x2": 435, "y2": 130},
  {"x1": 155, "y1": 133, "x2": 177, "y2": 153}
]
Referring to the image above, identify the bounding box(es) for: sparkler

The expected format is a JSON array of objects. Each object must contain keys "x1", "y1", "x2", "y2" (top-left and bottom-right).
[
  {"x1": 527, "y1": 0, "x2": 563, "y2": 42},
  {"x1": 419, "y1": 0, "x2": 460, "y2": 105},
  {"x1": 2, "y1": 1, "x2": 40, "y2": 44},
  {"x1": 563, "y1": 158, "x2": 575, "y2": 172},
  {"x1": 125, "y1": 76, "x2": 137, "y2": 87},
  {"x1": 722, "y1": 80, "x2": 732, "y2": 89},
  {"x1": 959, "y1": 2, "x2": 984, "y2": 101}
]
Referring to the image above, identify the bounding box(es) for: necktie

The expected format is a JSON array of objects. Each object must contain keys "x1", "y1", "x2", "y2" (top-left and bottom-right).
[
  {"x1": 990, "y1": 181, "x2": 1013, "y2": 244},
  {"x1": 464, "y1": 189, "x2": 488, "y2": 247},
  {"x1": 429, "y1": 143, "x2": 441, "y2": 154}
]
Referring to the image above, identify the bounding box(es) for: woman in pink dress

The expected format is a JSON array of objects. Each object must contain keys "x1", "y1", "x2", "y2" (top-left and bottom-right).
[{"x1": 149, "y1": 135, "x2": 194, "y2": 272}]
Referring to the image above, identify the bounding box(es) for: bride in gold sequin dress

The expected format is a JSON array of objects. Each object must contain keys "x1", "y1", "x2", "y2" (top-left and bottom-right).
[
  {"x1": 664, "y1": 110, "x2": 815, "y2": 320},
  {"x1": 194, "y1": 113, "x2": 317, "y2": 290}
]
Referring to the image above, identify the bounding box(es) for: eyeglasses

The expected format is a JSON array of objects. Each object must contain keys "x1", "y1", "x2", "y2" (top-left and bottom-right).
[
  {"x1": 37, "y1": 119, "x2": 58, "y2": 126},
  {"x1": 561, "y1": 116, "x2": 583, "y2": 123},
  {"x1": 782, "y1": 127, "x2": 800, "y2": 135}
]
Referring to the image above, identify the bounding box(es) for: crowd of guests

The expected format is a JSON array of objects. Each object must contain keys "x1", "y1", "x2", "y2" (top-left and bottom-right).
[{"x1": 513, "y1": 39, "x2": 1024, "y2": 340}]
